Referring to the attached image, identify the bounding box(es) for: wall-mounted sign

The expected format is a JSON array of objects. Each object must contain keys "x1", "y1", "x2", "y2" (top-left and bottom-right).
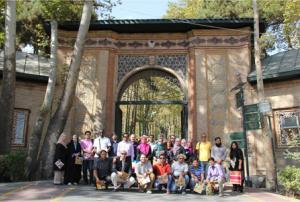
[{"x1": 244, "y1": 104, "x2": 262, "y2": 130}]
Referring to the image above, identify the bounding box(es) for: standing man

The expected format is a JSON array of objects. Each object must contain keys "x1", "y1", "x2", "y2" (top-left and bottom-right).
[
  {"x1": 117, "y1": 133, "x2": 135, "y2": 161},
  {"x1": 130, "y1": 134, "x2": 139, "y2": 161},
  {"x1": 93, "y1": 129, "x2": 111, "y2": 158},
  {"x1": 110, "y1": 133, "x2": 119, "y2": 157},
  {"x1": 196, "y1": 133, "x2": 212, "y2": 174},
  {"x1": 80, "y1": 131, "x2": 94, "y2": 185},
  {"x1": 211, "y1": 137, "x2": 227, "y2": 164}
]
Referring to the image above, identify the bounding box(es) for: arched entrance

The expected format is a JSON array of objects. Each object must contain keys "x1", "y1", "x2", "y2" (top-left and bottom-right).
[{"x1": 115, "y1": 68, "x2": 188, "y2": 139}]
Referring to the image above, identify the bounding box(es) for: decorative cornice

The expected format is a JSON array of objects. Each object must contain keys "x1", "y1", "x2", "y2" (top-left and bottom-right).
[{"x1": 58, "y1": 35, "x2": 250, "y2": 49}]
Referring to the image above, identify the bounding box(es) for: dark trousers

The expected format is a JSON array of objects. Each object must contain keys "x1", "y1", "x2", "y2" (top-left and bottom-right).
[
  {"x1": 233, "y1": 179, "x2": 244, "y2": 192},
  {"x1": 82, "y1": 159, "x2": 94, "y2": 184}
]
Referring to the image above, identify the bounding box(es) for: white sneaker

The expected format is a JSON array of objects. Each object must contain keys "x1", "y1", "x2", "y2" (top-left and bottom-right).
[
  {"x1": 146, "y1": 190, "x2": 152, "y2": 194},
  {"x1": 219, "y1": 193, "x2": 224, "y2": 197},
  {"x1": 67, "y1": 182, "x2": 72, "y2": 186},
  {"x1": 73, "y1": 182, "x2": 78, "y2": 185},
  {"x1": 182, "y1": 191, "x2": 186, "y2": 195}
]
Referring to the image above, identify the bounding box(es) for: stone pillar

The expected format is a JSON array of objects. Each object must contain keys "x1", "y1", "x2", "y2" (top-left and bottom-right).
[
  {"x1": 195, "y1": 49, "x2": 208, "y2": 141},
  {"x1": 93, "y1": 50, "x2": 110, "y2": 133},
  {"x1": 105, "y1": 51, "x2": 116, "y2": 136},
  {"x1": 188, "y1": 48, "x2": 197, "y2": 141},
  {"x1": 206, "y1": 52, "x2": 228, "y2": 141}
]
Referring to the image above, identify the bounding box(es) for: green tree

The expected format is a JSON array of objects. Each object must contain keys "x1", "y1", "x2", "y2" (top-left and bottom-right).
[
  {"x1": 0, "y1": 0, "x2": 103, "y2": 55},
  {"x1": 164, "y1": 0, "x2": 300, "y2": 53}
]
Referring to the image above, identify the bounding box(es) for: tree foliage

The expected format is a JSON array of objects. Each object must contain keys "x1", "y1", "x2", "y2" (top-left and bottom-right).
[
  {"x1": 0, "y1": 0, "x2": 119, "y2": 55},
  {"x1": 164, "y1": 0, "x2": 300, "y2": 54},
  {"x1": 120, "y1": 76, "x2": 184, "y2": 137}
]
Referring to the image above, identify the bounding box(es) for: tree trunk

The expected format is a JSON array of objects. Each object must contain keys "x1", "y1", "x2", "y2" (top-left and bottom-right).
[
  {"x1": 0, "y1": 0, "x2": 16, "y2": 155},
  {"x1": 40, "y1": 1, "x2": 93, "y2": 179},
  {"x1": 24, "y1": 21, "x2": 58, "y2": 180},
  {"x1": 253, "y1": 0, "x2": 276, "y2": 190}
]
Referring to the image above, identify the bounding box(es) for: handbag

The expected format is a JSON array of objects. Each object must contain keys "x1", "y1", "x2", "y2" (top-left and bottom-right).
[
  {"x1": 55, "y1": 159, "x2": 64, "y2": 169},
  {"x1": 157, "y1": 174, "x2": 168, "y2": 184},
  {"x1": 138, "y1": 176, "x2": 151, "y2": 185},
  {"x1": 229, "y1": 171, "x2": 242, "y2": 185},
  {"x1": 175, "y1": 176, "x2": 185, "y2": 187},
  {"x1": 75, "y1": 156, "x2": 83, "y2": 165},
  {"x1": 96, "y1": 180, "x2": 106, "y2": 190},
  {"x1": 193, "y1": 182, "x2": 204, "y2": 194}
]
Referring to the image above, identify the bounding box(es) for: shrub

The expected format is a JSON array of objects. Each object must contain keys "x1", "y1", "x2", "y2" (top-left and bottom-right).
[
  {"x1": 0, "y1": 151, "x2": 27, "y2": 182},
  {"x1": 278, "y1": 166, "x2": 300, "y2": 195}
]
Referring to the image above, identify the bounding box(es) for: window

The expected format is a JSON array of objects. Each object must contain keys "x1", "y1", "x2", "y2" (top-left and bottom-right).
[
  {"x1": 274, "y1": 108, "x2": 300, "y2": 147},
  {"x1": 11, "y1": 109, "x2": 29, "y2": 147}
]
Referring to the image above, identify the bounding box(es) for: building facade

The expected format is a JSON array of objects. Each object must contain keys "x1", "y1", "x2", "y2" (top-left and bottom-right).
[{"x1": 1, "y1": 19, "x2": 299, "y2": 186}]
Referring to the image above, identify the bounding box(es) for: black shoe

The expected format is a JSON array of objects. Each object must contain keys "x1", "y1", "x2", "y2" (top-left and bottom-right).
[{"x1": 239, "y1": 189, "x2": 243, "y2": 193}]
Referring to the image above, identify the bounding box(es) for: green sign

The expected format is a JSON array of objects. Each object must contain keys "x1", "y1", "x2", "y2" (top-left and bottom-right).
[
  {"x1": 229, "y1": 132, "x2": 245, "y2": 148},
  {"x1": 235, "y1": 91, "x2": 243, "y2": 109},
  {"x1": 244, "y1": 104, "x2": 262, "y2": 130},
  {"x1": 244, "y1": 104, "x2": 259, "y2": 113},
  {"x1": 245, "y1": 121, "x2": 261, "y2": 130}
]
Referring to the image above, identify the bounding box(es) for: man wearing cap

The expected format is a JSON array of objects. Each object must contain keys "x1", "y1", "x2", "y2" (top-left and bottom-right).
[
  {"x1": 93, "y1": 129, "x2": 111, "y2": 158},
  {"x1": 168, "y1": 153, "x2": 189, "y2": 195}
]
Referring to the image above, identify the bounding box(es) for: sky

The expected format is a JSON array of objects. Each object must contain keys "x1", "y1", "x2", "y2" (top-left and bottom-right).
[{"x1": 110, "y1": 0, "x2": 170, "y2": 19}]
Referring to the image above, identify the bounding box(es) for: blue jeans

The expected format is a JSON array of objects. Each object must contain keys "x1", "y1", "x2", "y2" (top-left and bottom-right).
[{"x1": 167, "y1": 175, "x2": 190, "y2": 192}]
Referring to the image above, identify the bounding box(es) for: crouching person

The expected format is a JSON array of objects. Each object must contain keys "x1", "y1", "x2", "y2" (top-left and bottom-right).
[
  {"x1": 111, "y1": 150, "x2": 135, "y2": 191},
  {"x1": 168, "y1": 154, "x2": 189, "y2": 195},
  {"x1": 93, "y1": 150, "x2": 112, "y2": 190},
  {"x1": 189, "y1": 159, "x2": 204, "y2": 193},
  {"x1": 153, "y1": 153, "x2": 171, "y2": 192},
  {"x1": 206, "y1": 157, "x2": 226, "y2": 197},
  {"x1": 136, "y1": 154, "x2": 155, "y2": 194}
]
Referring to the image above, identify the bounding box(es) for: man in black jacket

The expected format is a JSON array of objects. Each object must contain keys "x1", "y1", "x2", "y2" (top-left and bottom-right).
[{"x1": 111, "y1": 150, "x2": 136, "y2": 191}]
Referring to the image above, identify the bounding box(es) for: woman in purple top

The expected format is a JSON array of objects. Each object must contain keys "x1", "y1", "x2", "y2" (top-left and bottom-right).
[{"x1": 137, "y1": 135, "x2": 152, "y2": 160}]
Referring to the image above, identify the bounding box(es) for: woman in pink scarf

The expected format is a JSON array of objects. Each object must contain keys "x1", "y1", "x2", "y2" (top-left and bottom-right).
[{"x1": 137, "y1": 135, "x2": 152, "y2": 161}]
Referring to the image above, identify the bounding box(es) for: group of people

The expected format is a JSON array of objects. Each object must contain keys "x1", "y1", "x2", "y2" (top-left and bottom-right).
[{"x1": 53, "y1": 130, "x2": 245, "y2": 196}]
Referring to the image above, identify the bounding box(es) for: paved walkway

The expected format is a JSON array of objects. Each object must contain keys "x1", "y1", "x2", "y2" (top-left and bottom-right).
[{"x1": 0, "y1": 181, "x2": 299, "y2": 202}]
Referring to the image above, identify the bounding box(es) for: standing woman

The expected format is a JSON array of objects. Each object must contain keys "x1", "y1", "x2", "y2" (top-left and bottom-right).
[
  {"x1": 137, "y1": 135, "x2": 152, "y2": 161},
  {"x1": 229, "y1": 141, "x2": 244, "y2": 192},
  {"x1": 65, "y1": 134, "x2": 82, "y2": 185},
  {"x1": 53, "y1": 133, "x2": 69, "y2": 185}
]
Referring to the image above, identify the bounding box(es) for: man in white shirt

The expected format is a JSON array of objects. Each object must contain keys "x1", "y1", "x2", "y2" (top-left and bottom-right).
[
  {"x1": 117, "y1": 133, "x2": 135, "y2": 161},
  {"x1": 93, "y1": 130, "x2": 111, "y2": 158}
]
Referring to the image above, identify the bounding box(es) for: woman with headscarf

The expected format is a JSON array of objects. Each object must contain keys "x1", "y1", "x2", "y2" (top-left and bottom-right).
[
  {"x1": 229, "y1": 141, "x2": 244, "y2": 192},
  {"x1": 137, "y1": 135, "x2": 152, "y2": 161},
  {"x1": 53, "y1": 133, "x2": 69, "y2": 185},
  {"x1": 64, "y1": 134, "x2": 82, "y2": 185}
]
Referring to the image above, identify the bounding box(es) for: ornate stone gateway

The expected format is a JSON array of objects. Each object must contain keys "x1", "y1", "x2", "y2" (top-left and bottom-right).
[{"x1": 115, "y1": 55, "x2": 188, "y2": 138}]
